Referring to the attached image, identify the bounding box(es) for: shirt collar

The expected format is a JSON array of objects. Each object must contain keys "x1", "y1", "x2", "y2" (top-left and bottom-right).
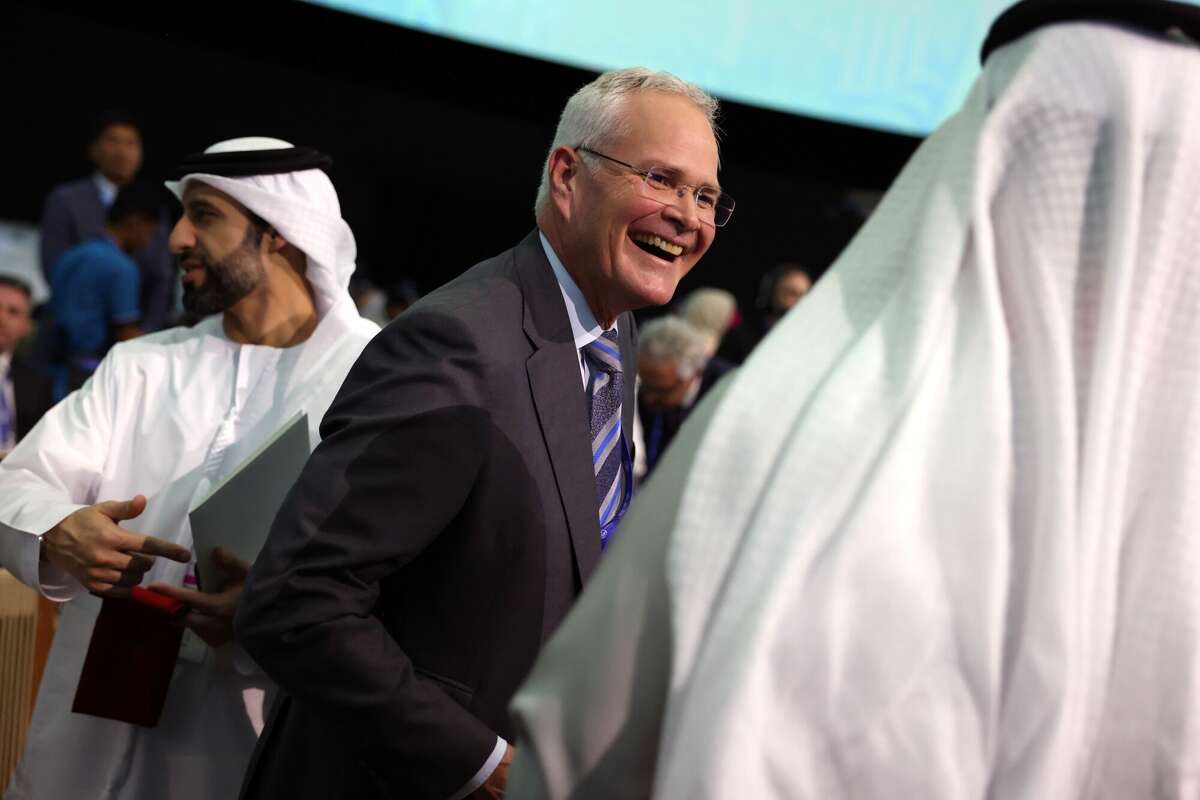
[
  {"x1": 538, "y1": 230, "x2": 616, "y2": 350},
  {"x1": 93, "y1": 173, "x2": 118, "y2": 208},
  {"x1": 0, "y1": 349, "x2": 12, "y2": 377}
]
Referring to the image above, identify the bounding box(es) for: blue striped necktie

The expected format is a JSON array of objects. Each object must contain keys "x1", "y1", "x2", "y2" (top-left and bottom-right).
[{"x1": 584, "y1": 330, "x2": 625, "y2": 548}]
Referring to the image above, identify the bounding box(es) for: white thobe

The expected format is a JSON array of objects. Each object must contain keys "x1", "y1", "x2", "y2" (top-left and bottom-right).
[
  {"x1": 509, "y1": 23, "x2": 1200, "y2": 800},
  {"x1": 0, "y1": 306, "x2": 376, "y2": 799}
]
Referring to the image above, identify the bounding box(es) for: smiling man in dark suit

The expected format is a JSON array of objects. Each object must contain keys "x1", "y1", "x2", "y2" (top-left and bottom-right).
[{"x1": 235, "y1": 66, "x2": 734, "y2": 800}]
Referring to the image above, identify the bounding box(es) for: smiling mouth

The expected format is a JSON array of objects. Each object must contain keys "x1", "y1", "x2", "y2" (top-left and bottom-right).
[
  {"x1": 179, "y1": 259, "x2": 206, "y2": 284},
  {"x1": 630, "y1": 232, "x2": 684, "y2": 262}
]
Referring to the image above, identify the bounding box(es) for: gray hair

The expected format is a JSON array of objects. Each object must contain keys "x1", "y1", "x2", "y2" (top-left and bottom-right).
[
  {"x1": 638, "y1": 316, "x2": 711, "y2": 379},
  {"x1": 534, "y1": 67, "x2": 720, "y2": 214},
  {"x1": 680, "y1": 287, "x2": 737, "y2": 338}
]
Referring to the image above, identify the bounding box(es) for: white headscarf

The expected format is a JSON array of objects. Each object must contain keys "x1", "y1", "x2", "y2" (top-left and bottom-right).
[
  {"x1": 165, "y1": 137, "x2": 358, "y2": 320},
  {"x1": 510, "y1": 20, "x2": 1200, "y2": 799},
  {"x1": 662, "y1": 21, "x2": 1200, "y2": 797}
]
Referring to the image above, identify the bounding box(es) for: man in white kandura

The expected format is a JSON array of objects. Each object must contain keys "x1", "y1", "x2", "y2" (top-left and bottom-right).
[
  {"x1": 507, "y1": 3, "x2": 1200, "y2": 798},
  {"x1": 0, "y1": 137, "x2": 378, "y2": 799}
]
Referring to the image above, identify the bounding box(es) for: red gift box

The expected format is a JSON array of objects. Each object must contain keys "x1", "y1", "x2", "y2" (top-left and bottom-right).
[{"x1": 72, "y1": 590, "x2": 186, "y2": 728}]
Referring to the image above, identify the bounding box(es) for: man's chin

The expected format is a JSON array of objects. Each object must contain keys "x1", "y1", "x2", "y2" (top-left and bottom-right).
[
  {"x1": 630, "y1": 279, "x2": 681, "y2": 311},
  {"x1": 182, "y1": 289, "x2": 228, "y2": 317}
]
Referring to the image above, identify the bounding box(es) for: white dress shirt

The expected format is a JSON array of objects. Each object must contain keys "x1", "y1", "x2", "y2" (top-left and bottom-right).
[
  {"x1": 92, "y1": 173, "x2": 118, "y2": 208},
  {"x1": 539, "y1": 231, "x2": 619, "y2": 390}
]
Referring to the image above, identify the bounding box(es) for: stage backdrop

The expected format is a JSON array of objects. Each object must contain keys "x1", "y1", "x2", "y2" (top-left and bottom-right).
[
  {"x1": 308, "y1": 0, "x2": 1012, "y2": 136},
  {"x1": 9, "y1": 1, "x2": 1014, "y2": 309}
]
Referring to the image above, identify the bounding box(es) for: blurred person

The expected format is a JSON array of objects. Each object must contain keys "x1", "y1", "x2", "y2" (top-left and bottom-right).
[
  {"x1": 508, "y1": 3, "x2": 1200, "y2": 798},
  {"x1": 637, "y1": 316, "x2": 730, "y2": 477},
  {"x1": 384, "y1": 276, "x2": 421, "y2": 320},
  {"x1": 46, "y1": 182, "x2": 164, "y2": 399},
  {"x1": 678, "y1": 287, "x2": 736, "y2": 356},
  {"x1": 0, "y1": 137, "x2": 378, "y2": 800},
  {"x1": 0, "y1": 275, "x2": 52, "y2": 458},
  {"x1": 40, "y1": 111, "x2": 177, "y2": 331},
  {"x1": 717, "y1": 262, "x2": 812, "y2": 364},
  {"x1": 349, "y1": 273, "x2": 388, "y2": 326},
  {"x1": 234, "y1": 67, "x2": 730, "y2": 800}
]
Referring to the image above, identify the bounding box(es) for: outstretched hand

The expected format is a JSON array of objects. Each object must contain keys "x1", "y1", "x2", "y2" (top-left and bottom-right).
[
  {"x1": 40, "y1": 495, "x2": 192, "y2": 595},
  {"x1": 149, "y1": 547, "x2": 252, "y2": 647}
]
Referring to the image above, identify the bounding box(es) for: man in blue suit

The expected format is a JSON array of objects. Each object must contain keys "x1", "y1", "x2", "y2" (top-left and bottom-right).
[
  {"x1": 40, "y1": 112, "x2": 176, "y2": 331},
  {"x1": 0, "y1": 275, "x2": 52, "y2": 457}
]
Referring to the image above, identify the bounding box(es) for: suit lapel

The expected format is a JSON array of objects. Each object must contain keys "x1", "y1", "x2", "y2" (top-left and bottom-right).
[
  {"x1": 10, "y1": 357, "x2": 40, "y2": 439},
  {"x1": 78, "y1": 179, "x2": 109, "y2": 232},
  {"x1": 516, "y1": 231, "x2": 604, "y2": 585}
]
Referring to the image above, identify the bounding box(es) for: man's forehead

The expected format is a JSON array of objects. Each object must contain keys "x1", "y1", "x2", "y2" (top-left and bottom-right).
[
  {"x1": 615, "y1": 91, "x2": 720, "y2": 185},
  {"x1": 0, "y1": 285, "x2": 31, "y2": 310},
  {"x1": 101, "y1": 123, "x2": 140, "y2": 141},
  {"x1": 639, "y1": 354, "x2": 682, "y2": 373},
  {"x1": 182, "y1": 182, "x2": 250, "y2": 215}
]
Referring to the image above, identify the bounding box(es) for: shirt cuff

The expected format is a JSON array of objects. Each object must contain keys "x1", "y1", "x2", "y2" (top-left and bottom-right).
[
  {"x1": 447, "y1": 735, "x2": 507, "y2": 800},
  {"x1": 36, "y1": 544, "x2": 85, "y2": 602},
  {"x1": 0, "y1": 521, "x2": 84, "y2": 601}
]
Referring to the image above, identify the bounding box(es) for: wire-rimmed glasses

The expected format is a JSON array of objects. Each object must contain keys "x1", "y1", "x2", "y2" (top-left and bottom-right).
[{"x1": 576, "y1": 146, "x2": 735, "y2": 227}]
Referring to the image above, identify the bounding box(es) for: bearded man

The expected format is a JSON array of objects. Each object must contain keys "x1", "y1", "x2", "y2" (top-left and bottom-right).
[{"x1": 0, "y1": 137, "x2": 378, "y2": 800}]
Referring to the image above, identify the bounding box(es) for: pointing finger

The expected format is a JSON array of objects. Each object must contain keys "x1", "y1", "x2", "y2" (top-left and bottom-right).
[
  {"x1": 103, "y1": 551, "x2": 156, "y2": 575},
  {"x1": 116, "y1": 531, "x2": 191, "y2": 563}
]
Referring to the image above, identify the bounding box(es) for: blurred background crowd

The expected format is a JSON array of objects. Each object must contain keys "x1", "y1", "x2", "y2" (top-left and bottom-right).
[{"x1": 4, "y1": 1, "x2": 917, "y2": 467}]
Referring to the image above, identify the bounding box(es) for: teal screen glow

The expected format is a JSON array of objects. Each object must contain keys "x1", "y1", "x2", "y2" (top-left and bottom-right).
[{"x1": 306, "y1": 0, "x2": 1023, "y2": 135}]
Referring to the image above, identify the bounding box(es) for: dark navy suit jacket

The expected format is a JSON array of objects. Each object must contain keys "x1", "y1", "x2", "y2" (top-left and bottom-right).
[
  {"x1": 236, "y1": 231, "x2": 638, "y2": 800},
  {"x1": 11, "y1": 353, "x2": 53, "y2": 441},
  {"x1": 40, "y1": 177, "x2": 175, "y2": 331}
]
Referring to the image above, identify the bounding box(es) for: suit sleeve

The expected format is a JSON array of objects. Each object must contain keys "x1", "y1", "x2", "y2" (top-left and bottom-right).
[
  {"x1": 39, "y1": 189, "x2": 74, "y2": 278},
  {"x1": 12, "y1": 360, "x2": 55, "y2": 440},
  {"x1": 236, "y1": 309, "x2": 501, "y2": 799}
]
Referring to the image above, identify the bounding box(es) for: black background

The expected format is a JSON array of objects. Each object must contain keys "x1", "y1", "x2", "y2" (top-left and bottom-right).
[{"x1": 6, "y1": 1, "x2": 921, "y2": 310}]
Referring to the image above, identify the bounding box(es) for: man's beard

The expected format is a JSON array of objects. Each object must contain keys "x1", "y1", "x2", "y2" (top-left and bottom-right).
[{"x1": 181, "y1": 232, "x2": 266, "y2": 316}]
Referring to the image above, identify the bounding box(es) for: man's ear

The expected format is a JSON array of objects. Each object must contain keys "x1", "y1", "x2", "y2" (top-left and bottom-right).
[
  {"x1": 264, "y1": 227, "x2": 290, "y2": 254},
  {"x1": 547, "y1": 146, "x2": 581, "y2": 220}
]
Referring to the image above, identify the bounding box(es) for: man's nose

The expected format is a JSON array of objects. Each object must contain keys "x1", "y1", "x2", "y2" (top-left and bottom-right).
[
  {"x1": 168, "y1": 217, "x2": 195, "y2": 254},
  {"x1": 661, "y1": 193, "x2": 701, "y2": 230}
]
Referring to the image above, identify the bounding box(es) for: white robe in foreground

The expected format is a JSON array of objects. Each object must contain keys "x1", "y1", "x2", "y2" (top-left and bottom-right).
[
  {"x1": 0, "y1": 305, "x2": 376, "y2": 800},
  {"x1": 509, "y1": 23, "x2": 1200, "y2": 799}
]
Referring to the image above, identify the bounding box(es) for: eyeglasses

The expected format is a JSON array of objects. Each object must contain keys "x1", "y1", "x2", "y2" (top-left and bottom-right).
[{"x1": 576, "y1": 146, "x2": 735, "y2": 228}]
